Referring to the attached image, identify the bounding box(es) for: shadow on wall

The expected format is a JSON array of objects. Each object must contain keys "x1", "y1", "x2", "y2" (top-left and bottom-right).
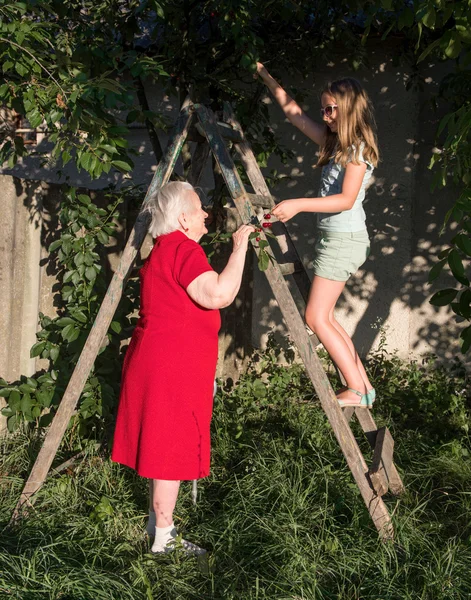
[
  {"x1": 5, "y1": 40, "x2": 465, "y2": 366},
  {"x1": 254, "y1": 46, "x2": 464, "y2": 364}
]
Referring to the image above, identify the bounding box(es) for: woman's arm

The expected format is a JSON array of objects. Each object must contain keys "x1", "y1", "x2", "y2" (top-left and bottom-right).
[
  {"x1": 271, "y1": 161, "x2": 367, "y2": 222},
  {"x1": 256, "y1": 62, "x2": 326, "y2": 147},
  {"x1": 186, "y1": 224, "x2": 255, "y2": 310}
]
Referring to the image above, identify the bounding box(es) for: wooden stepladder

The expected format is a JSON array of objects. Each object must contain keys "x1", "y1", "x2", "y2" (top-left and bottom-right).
[{"x1": 12, "y1": 102, "x2": 404, "y2": 539}]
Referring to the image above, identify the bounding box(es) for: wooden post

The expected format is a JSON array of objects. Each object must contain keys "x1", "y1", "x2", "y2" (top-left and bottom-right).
[{"x1": 12, "y1": 108, "x2": 195, "y2": 519}]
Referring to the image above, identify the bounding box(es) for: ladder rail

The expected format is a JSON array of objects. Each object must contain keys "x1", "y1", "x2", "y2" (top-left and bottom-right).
[
  {"x1": 12, "y1": 107, "x2": 195, "y2": 519},
  {"x1": 224, "y1": 103, "x2": 404, "y2": 501},
  {"x1": 195, "y1": 103, "x2": 393, "y2": 539},
  {"x1": 11, "y1": 101, "x2": 403, "y2": 541}
]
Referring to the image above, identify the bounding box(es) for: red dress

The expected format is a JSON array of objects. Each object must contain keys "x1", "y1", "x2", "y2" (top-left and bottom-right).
[{"x1": 111, "y1": 230, "x2": 221, "y2": 480}]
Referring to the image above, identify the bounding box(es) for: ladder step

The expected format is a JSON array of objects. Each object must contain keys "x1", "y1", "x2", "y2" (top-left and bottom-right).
[
  {"x1": 194, "y1": 121, "x2": 243, "y2": 143},
  {"x1": 278, "y1": 261, "x2": 304, "y2": 276},
  {"x1": 246, "y1": 193, "x2": 274, "y2": 209},
  {"x1": 369, "y1": 426, "x2": 394, "y2": 497}
]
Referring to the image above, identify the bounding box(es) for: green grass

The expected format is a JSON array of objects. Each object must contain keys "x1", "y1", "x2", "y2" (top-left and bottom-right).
[{"x1": 1, "y1": 345, "x2": 470, "y2": 599}]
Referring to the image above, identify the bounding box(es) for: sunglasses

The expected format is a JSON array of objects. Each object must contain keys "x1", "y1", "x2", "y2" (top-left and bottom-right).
[{"x1": 320, "y1": 104, "x2": 338, "y2": 117}]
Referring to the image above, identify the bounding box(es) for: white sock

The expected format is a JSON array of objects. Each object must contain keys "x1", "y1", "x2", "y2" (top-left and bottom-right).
[{"x1": 151, "y1": 523, "x2": 177, "y2": 553}]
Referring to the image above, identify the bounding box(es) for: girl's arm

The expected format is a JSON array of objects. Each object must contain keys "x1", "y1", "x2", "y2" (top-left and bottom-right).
[
  {"x1": 256, "y1": 62, "x2": 326, "y2": 147},
  {"x1": 186, "y1": 224, "x2": 255, "y2": 309},
  {"x1": 272, "y1": 161, "x2": 367, "y2": 222}
]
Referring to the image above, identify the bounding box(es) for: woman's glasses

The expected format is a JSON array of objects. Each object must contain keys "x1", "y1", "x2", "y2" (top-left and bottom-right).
[{"x1": 320, "y1": 104, "x2": 337, "y2": 117}]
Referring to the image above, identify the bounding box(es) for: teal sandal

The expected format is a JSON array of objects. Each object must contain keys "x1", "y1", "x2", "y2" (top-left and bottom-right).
[
  {"x1": 337, "y1": 388, "x2": 370, "y2": 408},
  {"x1": 366, "y1": 388, "x2": 376, "y2": 406}
]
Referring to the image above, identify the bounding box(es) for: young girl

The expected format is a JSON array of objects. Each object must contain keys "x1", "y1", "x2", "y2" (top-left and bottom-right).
[{"x1": 256, "y1": 62, "x2": 379, "y2": 408}]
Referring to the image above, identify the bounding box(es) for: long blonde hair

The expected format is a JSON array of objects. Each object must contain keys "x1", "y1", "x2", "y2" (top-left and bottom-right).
[{"x1": 317, "y1": 78, "x2": 379, "y2": 169}]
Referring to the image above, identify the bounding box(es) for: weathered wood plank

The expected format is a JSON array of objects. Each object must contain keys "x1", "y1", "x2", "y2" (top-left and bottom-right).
[
  {"x1": 369, "y1": 427, "x2": 392, "y2": 497},
  {"x1": 12, "y1": 107, "x2": 195, "y2": 520},
  {"x1": 224, "y1": 103, "x2": 312, "y2": 305},
  {"x1": 196, "y1": 103, "x2": 393, "y2": 540},
  {"x1": 354, "y1": 409, "x2": 405, "y2": 496}
]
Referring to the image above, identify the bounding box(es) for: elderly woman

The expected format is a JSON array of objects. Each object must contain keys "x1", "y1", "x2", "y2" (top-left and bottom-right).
[{"x1": 111, "y1": 181, "x2": 254, "y2": 554}]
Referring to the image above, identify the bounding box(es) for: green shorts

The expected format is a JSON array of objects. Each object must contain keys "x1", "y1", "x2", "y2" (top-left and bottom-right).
[{"x1": 312, "y1": 230, "x2": 370, "y2": 282}]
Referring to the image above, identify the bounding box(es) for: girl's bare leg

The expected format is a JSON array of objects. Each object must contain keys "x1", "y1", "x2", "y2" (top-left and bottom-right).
[
  {"x1": 305, "y1": 276, "x2": 366, "y2": 404},
  {"x1": 328, "y1": 306, "x2": 373, "y2": 391}
]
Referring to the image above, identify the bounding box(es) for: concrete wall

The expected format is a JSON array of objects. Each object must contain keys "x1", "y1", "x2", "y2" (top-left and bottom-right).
[
  {"x1": 0, "y1": 39, "x2": 467, "y2": 391},
  {"x1": 250, "y1": 43, "x2": 464, "y2": 363}
]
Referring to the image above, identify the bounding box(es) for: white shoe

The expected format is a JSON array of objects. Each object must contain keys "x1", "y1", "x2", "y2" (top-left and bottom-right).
[{"x1": 151, "y1": 526, "x2": 206, "y2": 556}]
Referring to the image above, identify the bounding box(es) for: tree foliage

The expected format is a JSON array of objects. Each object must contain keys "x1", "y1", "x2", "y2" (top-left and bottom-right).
[
  {"x1": 364, "y1": 0, "x2": 471, "y2": 353},
  {"x1": 1, "y1": 0, "x2": 470, "y2": 436}
]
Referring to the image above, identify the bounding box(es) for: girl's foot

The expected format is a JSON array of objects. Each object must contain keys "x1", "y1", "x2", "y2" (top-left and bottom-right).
[
  {"x1": 337, "y1": 388, "x2": 369, "y2": 408},
  {"x1": 366, "y1": 388, "x2": 376, "y2": 405}
]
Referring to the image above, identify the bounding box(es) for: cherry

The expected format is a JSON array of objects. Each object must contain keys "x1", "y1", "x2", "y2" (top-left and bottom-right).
[
  {"x1": 264, "y1": 213, "x2": 271, "y2": 219},
  {"x1": 262, "y1": 222, "x2": 272, "y2": 228},
  {"x1": 256, "y1": 237, "x2": 261, "y2": 242}
]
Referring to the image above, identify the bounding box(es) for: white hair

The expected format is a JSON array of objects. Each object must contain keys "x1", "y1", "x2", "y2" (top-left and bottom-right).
[{"x1": 143, "y1": 181, "x2": 196, "y2": 237}]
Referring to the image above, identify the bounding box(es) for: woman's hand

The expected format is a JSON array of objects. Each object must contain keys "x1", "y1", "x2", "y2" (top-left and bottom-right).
[
  {"x1": 232, "y1": 224, "x2": 255, "y2": 252},
  {"x1": 271, "y1": 200, "x2": 301, "y2": 223}
]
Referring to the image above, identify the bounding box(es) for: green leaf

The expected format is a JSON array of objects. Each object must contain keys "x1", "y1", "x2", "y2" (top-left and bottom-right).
[
  {"x1": 15, "y1": 62, "x2": 28, "y2": 77},
  {"x1": 417, "y1": 38, "x2": 441, "y2": 62},
  {"x1": 430, "y1": 288, "x2": 458, "y2": 307},
  {"x1": 85, "y1": 266, "x2": 96, "y2": 281},
  {"x1": 422, "y1": 7, "x2": 436, "y2": 28},
  {"x1": 252, "y1": 379, "x2": 266, "y2": 398},
  {"x1": 455, "y1": 234, "x2": 471, "y2": 257},
  {"x1": 74, "y1": 253, "x2": 85, "y2": 267},
  {"x1": 20, "y1": 393, "x2": 32, "y2": 415},
  {"x1": 73, "y1": 310, "x2": 88, "y2": 323},
  {"x1": 111, "y1": 160, "x2": 132, "y2": 172},
  {"x1": 56, "y1": 317, "x2": 75, "y2": 326},
  {"x1": 61, "y1": 323, "x2": 75, "y2": 341},
  {"x1": 50, "y1": 346, "x2": 60, "y2": 362},
  {"x1": 460, "y1": 325, "x2": 471, "y2": 354},
  {"x1": 99, "y1": 144, "x2": 118, "y2": 154},
  {"x1": 32, "y1": 406, "x2": 42, "y2": 419},
  {"x1": 97, "y1": 230, "x2": 109, "y2": 245},
  {"x1": 458, "y1": 289, "x2": 471, "y2": 319},
  {"x1": 9, "y1": 390, "x2": 21, "y2": 411},
  {"x1": 62, "y1": 150, "x2": 72, "y2": 165},
  {"x1": 7, "y1": 414, "x2": 19, "y2": 432},
  {"x1": 110, "y1": 321, "x2": 122, "y2": 334},
  {"x1": 448, "y1": 250, "x2": 469, "y2": 286},
  {"x1": 30, "y1": 341, "x2": 46, "y2": 358},
  {"x1": 48, "y1": 239, "x2": 62, "y2": 252},
  {"x1": 445, "y1": 33, "x2": 462, "y2": 59},
  {"x1": 258, "y1": 249, "x2": 270, "y2": 271},
  {"x1": 26, "y1": 378, "x2": 37, "y2": 389}
]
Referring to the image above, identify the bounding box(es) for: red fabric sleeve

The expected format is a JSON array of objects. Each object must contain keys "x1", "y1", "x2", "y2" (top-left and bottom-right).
[{"x1": 174, "y1": 239, "x2": 214, "y2": 289}]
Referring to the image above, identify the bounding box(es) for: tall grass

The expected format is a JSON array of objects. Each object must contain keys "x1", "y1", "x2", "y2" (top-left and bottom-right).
[{"x1": 1, "y1": 343, "x2": 470, "y2": 599}]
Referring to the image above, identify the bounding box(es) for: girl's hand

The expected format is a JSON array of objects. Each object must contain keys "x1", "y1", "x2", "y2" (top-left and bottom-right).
[
  {"x1": 271, "y1": 200, "x2": 301, "y2": 223},
  {"x1": 232, "y1": 224, "x2": 255, "y2": 252},
  {"x1": 255, "y1": 61, "x2": 269, "y2": 81}
]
